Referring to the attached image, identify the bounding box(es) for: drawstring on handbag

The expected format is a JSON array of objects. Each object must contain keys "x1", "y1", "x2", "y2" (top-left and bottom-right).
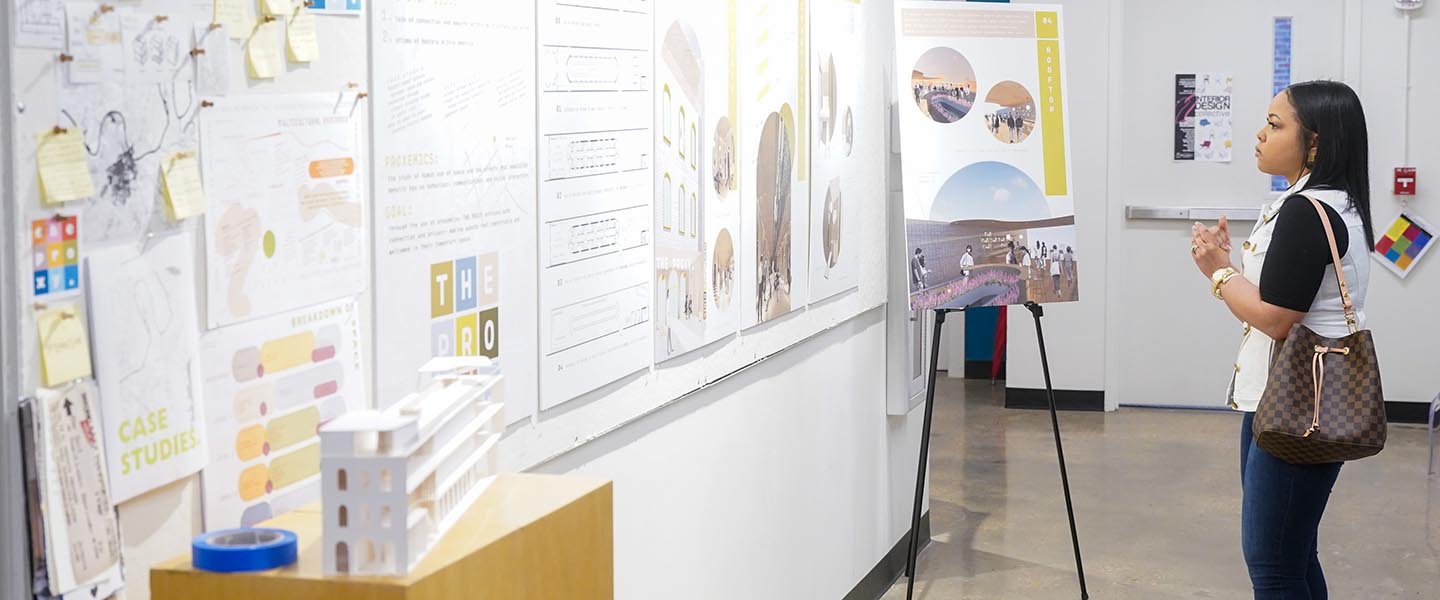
[{"x1": 1307, "y1": 345, "x2": 1350, "y2": 438}]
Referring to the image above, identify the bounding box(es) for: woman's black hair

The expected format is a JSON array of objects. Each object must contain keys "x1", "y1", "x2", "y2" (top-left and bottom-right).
[{"x1": 1287, "y1": 80, "x2": 1374, "y2": 247}]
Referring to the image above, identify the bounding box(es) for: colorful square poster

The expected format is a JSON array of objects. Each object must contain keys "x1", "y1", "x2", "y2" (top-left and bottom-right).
[
  {"x1": 31, "y1": 215, "x2": 80, "y2": 297},
  {"x1": 1373, "y1": 212, "x2": 1435, "y2": 279}
]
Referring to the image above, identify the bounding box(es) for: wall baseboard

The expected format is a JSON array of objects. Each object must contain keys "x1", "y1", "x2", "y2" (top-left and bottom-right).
[
  {"x1": 1004, "y1": 388, "x2": 1105, "y2": 411},
  {"x1": 963, "y1": 359, "x2": 1003, "y2": 380},
  {"x1": 844, "y1": 513, "x2": 931, "y2": 600},
  {"x1": 1386, "y1": 401, "x2": 1437, "y2": 425}
]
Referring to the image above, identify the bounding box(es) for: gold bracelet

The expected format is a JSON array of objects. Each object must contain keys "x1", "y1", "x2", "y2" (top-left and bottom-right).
[{"x1": 1211, "y1": 267, "x2": 1239, "y2": 300}]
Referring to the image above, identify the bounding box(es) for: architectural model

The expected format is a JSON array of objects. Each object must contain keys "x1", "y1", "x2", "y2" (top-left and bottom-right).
[{"x1": 320, "y1": 357, "x2": 504, "y2": 576}]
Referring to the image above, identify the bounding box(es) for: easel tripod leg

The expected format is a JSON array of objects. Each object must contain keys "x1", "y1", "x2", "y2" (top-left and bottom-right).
[
  {"x1": 1025, "y1": 301, "x2": 1089, "y2": 600},
  {"x1": 904, "y1": 309, "x2": 949, "y2": 599}
]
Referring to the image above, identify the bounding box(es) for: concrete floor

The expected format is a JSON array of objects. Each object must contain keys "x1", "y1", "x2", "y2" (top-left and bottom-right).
[{"x1": 884, "y1": 378, "x2": 1440, "y2": 599}]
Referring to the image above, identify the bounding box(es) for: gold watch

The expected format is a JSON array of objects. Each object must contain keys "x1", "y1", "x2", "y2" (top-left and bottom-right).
[{"x1": 1210, "y1": 267, "x2": 1239, "y2": 300}]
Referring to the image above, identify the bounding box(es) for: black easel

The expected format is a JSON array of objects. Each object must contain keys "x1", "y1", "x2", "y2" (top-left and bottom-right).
[
  {"x1": 903, "y1": 308, "x2": 956, "y2": 597},
  {"x1": 904, "y1": 302, "x2": 1088, "y2": 600}
]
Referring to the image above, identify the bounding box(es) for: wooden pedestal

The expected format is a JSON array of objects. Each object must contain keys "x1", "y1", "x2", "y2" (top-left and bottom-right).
[{"x1": 151, "y1": 474, "x2": 613, "y2": 600}]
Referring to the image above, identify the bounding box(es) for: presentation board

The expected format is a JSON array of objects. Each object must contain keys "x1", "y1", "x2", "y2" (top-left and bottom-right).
[
  {"x1": 808, "y1": 0, "x2": 865, "y2": 304},
  {"x1": 199, "y1": 94, "x2": 366, "y2": 328},
  {"x1": 536, "y1": 0, "x2": 655, "y2": 408},
  {"x1": 739, "y1": 0, "x2": 810, "y2": 329},
  {"x1": 895, "y1": 1, "x2": 1077, "y2": 310},
  {"x1": 200, "y1": 298, "x2": 363, "y2": 531},
  {"x1": 653, "y1": 0, "x2": 741, "y2": 362},
  {"x1": 370, "y1": 0, "x2": 539, "y2": 424},
  {"x1": 86, "y1": 232, "x2": 207, "y2": 504}
]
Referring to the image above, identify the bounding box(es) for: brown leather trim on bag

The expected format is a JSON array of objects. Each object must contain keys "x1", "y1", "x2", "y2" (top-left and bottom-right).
[{"x1": 1306, "y1": 196, "x2": 1359, "y2": 334}]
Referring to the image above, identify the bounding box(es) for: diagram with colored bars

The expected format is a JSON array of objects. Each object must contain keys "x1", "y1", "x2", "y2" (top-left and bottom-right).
[{"x1": 202, "y1": 299, "x2": 362, "y2": 531}]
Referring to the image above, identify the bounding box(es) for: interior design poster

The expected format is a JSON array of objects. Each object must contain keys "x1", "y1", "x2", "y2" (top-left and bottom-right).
[
  {"x1": 537, "y1": 0, "x2": 654, "y2": 407},
  {"x1": 200, "y1": 94, "x2": 366, "y2": 328},
  {"x1": 653, "y1": 0, "x2": 741, "y2": 362},
  {"x1": 370, "y1": 0, "x2": 537, "y2": 424},
  {"x1": 86, "y1": 232, "x2": 208, "y2": 503},
  {"x1": 808, "y1": 0, "x2": 864, "y2": 304},
  {"x1": 200, "y1": 298, "x2": 362, "y2": 531},
  {"x1": 740, "y1": 0, "x2": 809, "y2": 328},
  {"x1": 1174, "y1": 72, "x2": 1233, "y2": 162},
  {"x1": 895, "y1": 1, "x2": 1076, "y2": 310}
]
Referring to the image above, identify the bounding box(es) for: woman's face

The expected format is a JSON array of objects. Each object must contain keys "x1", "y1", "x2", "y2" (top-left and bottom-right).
[{"x1": 1254, "y1": 91, "x2": 1312, "y2": 178}]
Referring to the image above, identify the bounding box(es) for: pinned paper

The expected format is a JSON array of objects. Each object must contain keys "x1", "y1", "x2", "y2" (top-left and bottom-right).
[
  {"x1": 260, "y1": 0, "x2": 291, "y2": 17},
  {"x1": 286, "y1": 11, "x2": 319, "y2": 63},
  {"x1": 246, "y1": 18, "x2": 282, "y2": 79},
  {"x1": 121, "y1": 11, "x2": 188, "y2": 85},
  {"x1": 194, "y1": 24, "x2": 233, "y2": 96},
  {"x1": 31, "y1": 215, "x2": 81, "y2": 297},
  {"x1": 36, "y1": 381, "x2": 122, "y2": 591},
  {"x1": 215, "y1": 0, "x2": 252, "y2": 39},
  {"x1": 64, "y1": 2, "x2": 123, "y2": 84},
  {"x1": 37, "y1": 302, "x2": 93, "y2": 387},
  {"x1": 162, "y1": 152, "x2": 207, "y2": 220},
  {"x1": 36, "y1": 129, "x2": 96, "y2": 204}
]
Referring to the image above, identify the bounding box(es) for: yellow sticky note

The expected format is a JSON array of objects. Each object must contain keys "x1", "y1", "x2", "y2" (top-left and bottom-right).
[
  {"x1": 162, "y1": 152, "x2": 206, "y2": 220},
  {"x1": 214, "y1": 0, "x2": 251, "y2": 40},
  {"x1": 37, "y1": 303, "x2": 93, "y2": 387},
  {"x1": 35, "y1": 130, "x2": 95, "y2": 205},
  {"x1": 246, "y1": 18, "x2": 282, "y2": 79},
  {"x1": 286, "y1": 12, "x2": 319, "y2": 63},
  {"x1": 260, "y1": 0, "x2": 291, "y2": 17}
]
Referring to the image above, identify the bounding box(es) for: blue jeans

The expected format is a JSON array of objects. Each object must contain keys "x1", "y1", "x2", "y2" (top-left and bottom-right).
[{"x1": 1239, "y1": 412, "x2": 1343, "y2": 599}]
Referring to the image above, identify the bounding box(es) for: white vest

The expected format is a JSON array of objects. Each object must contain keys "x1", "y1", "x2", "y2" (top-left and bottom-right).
[{"x1": 1228, "y1": 176, "x2": 1371, "y2": 412}]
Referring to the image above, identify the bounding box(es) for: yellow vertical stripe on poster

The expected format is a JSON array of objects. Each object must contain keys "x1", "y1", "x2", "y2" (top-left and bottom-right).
[
  {"x1": 729, "y1": 0, "x2": 738, "y2": 194},
  {"x1": 797, "y1": 0, "x2": 809, "y2": 181},
  {"x1": 1036, "y1": 38, "x2": 1067, "y2": 196}
]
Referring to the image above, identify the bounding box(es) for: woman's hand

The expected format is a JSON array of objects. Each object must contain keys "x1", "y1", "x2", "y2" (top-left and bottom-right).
[
  {"x1": 1191, "y1": 220, "x2": 1234, "y2": 278},
  {"x1": 1206, "y1": 216, "x2": 1232, "y2": 252}
]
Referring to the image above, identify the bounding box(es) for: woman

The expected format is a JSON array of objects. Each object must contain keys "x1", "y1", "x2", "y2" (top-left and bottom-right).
[{"x1": 1189, "y1": 81, "x2": 1374, "y2": 599}]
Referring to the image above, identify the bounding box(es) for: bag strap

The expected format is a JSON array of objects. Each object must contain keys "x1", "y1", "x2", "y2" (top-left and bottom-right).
[{"x1": 1301, "y1": 195, "x2": 1359, "y2": 333}]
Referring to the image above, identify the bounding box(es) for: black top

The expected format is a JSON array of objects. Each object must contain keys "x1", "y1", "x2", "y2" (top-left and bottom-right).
[{"x1": 1259, "y1": 195, "x2": 1349, "y2": 312}]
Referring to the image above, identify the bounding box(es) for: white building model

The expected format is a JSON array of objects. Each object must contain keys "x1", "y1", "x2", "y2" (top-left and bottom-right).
[{"x1": 320, "y1": 357, "x2": 504, "y2": 576}]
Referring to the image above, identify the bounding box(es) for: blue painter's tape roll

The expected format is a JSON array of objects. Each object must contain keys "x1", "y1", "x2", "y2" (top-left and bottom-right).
[{"x1": 192, "y1": 528, "x2": 299, "y2": 573}]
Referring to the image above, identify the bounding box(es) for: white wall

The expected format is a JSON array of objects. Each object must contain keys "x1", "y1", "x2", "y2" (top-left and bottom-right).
[
  {"x1": 1354, "y1": 2, "x2": 1440, "y2": 406},
  {"x1": 1006, "y1": 0, "x2": 1116, "y2": 400},
  {"x1": 537, "y1": 308, "x2": 924, "y2": 599},
  {"x1": 1104, "y1": 0, "x2": 1439, "y2": 408}
]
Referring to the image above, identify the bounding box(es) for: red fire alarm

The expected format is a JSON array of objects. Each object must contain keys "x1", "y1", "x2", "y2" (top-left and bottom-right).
[{"x1": 1395, "y1": 167, "x2": 1417, "y2": 196}]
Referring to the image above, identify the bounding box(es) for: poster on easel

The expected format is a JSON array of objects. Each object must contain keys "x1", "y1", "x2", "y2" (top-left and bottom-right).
[{"x1": 895, "y1": 1, "x2": 1076, "y2": 310}]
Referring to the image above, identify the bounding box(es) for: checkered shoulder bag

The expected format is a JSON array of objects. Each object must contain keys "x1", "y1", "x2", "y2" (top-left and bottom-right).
[{"x1": 1253, "y1": 196, "x2": 1386, "y2": 464}]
